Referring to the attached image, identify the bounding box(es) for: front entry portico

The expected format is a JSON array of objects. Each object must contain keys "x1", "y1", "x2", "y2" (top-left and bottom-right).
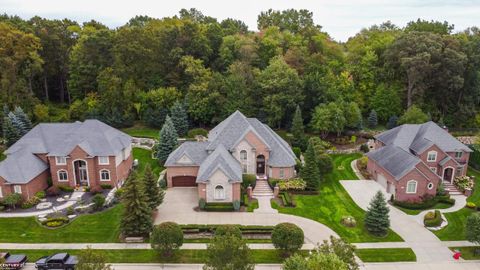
[
  {"x1": 256, "y1": 155, "x2": 265, "y2": 175},
  {"x1": 73, "y1": 160, "x2": 89, "y2": 186},
  {"x1": 443, "y1": 167, "x2": 454, "y2": 183}
]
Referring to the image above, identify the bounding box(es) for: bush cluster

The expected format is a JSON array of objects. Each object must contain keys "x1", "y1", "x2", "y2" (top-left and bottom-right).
[
  {"x1": 187, "y1": 128, "x2": 208, "y2": 138},
  {"x1": 42, "y1": 216, "x2": 69, "y2": 228},
  {"x1": 277, "y1": 178, "x2": 307, "y2": 191},
  {"x1": 271, "y1": 223, "x2": 304, "y2": 256},
  {"x1": 279, "y1": 192, "x2": 296, "y2": 207},
  {"x1": 241, "y1": 174, "x2": 256, "y2": 189},
  {"x1": 393, "y1": 194, "x2": 455, "y2": 210},
  {"x1": 340, "y1": 216, "x2": 357, "y2": 227},
  {"x1": 204, "y1": 202, "x2": 234, "y2": 212},
  {"x1": 424, "y1": 210, "x2": 443, "y2": 227},
  {"x1": 100, "y1": 184, "x2": 113, "y2": 189},
  {"x1": 58, "y1": 185, "x2": 74, "y2": 192},
  {"x1": 454, "y1": 175, "x2": 475, "y2": 192},
  {"x1": 21, "y1": 196, "x2": 41, "y2": 209}
]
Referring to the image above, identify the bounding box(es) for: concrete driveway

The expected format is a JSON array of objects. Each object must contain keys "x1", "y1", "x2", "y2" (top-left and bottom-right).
[{"x1": 157, "y1": 187, "x2": 198, "y2": 218}]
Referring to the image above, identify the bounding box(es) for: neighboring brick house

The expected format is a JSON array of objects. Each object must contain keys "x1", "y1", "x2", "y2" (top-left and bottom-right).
[
  {"x1": 165, "y1": 111, "x2": 297, "y2": 203},
  {"x1": 0, "y1": 120, "x2": 133, "y2": 200},
  {"x1": 366, "y1": 121, "x2": 472, "y2": 202}
]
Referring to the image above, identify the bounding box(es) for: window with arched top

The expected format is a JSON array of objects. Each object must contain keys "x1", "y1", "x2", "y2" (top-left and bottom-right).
[
  {"x1": 100, "y1": 170, "x2": 110, "y2": 181},
  {"x1": 58, "y1": 170, "x2": 68, "y2": 182},
  {"x1": 406, "y1": 180, "x2": 417, "y2": 194},
  {"x1": 240, "y1": 150, "x2": 247, "y2": 161},
  {"x1": 214, "y1": 185, "x2": 225, "y2": 200}
]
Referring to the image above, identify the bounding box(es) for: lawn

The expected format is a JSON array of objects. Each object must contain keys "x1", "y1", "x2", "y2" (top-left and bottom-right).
[
  {"x1": 433, "y1": 168, "x2": 480, "y2": 241},
  {"x1": 448, "y1": 247, "x2": 480, "y2": 260},
  {"x1": 122, "y1": 123, "x2": 159, "y2": 139},
  {"x1": 4, "y1": 249, "x2": 304, "y2": 263},
  {"x1": 274, "y1": 154, "x2": 403, "y2": 243},
  {"x1": 0, "y1": 205, "x2": 122, "y2": 243},
  {"x1": 133, "y1": 148, "x2": 163, "y2": 177},
  {"x1": 355, "y1": 248, "x2": 416, "y2": 262}
]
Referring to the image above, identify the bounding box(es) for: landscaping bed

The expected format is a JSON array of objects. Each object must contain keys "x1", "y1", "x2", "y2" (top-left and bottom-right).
[
  {"x1": 180, "y1": 224, "x2": 274, "y2": 242},
  {"x1": 448, "y1": 247, "x2": 480, "y2": 260},
  {"x1": 392, "y1": 195, "x2": 455, "y2": 215},
  {"x1": 355, "y1": 248, "x2": 416, "y2": 262}
]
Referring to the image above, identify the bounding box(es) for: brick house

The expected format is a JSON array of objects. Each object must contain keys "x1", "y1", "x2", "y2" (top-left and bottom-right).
[
  {"x1": 366, "y1": 121, "x2": 472, "y2": 202},
  {"x1": 165, "y1": 111, "x2": 297, "y2": 203},
  {"x1": 0, "y1": 120, "x2": 133, "y2": 200}
]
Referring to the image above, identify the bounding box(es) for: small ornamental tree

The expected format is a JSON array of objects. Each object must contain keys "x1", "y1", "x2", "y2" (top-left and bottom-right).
[
  {"x1": 301, "y1": 140, "x2": 321, "y2": 190},
  {"x1": 143, "y1": 163, "x2": 164, "y2": 210},
  {"x1": 4, "y1": 193, "x2": 22, "y2": 209},
  {"x1": 151, "y1": 222, "x2": 184, "y2": 257},
  {"x1": 120, "y1": 172, "x2": 153, "y2": 237},
  {"x1": 318, "y1": 236, "x2": 359, "y2": 270},
  {"x1": 283, "y1": 252, "x2": 348, "y2": 270},
  {"x1": 466, "y1": 213, "x2": 480, "y2": 254},
  {"x1": 271, "y1": 222, "x2": 304, "y2": 256},
  {"x1": 367, "y1": 110, "x2": 378, "y2": 128},
  {"x1": 203, "y1": 234, "x2": 254, "y2": 270},
  {"x1": 170, "y1": 101, "x2": 189, "y2": 137},
  {"x1": 364, "y1": 191, "x2": 390, "y2": 237},
  {"x1": 76, "y1": 246, "x2": 112, "y2": 270},
  {"x1": 291, "y1": 105, "x2": 306, "y2": 150},
  {"x1": 156, "y1": 115, "x2": 178, "y2": 163}
]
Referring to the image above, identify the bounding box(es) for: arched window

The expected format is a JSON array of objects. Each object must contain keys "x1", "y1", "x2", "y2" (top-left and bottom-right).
[
  {"x1": 214, "y1": 185, "x2": 225, "y2": 200},
  {"x1": 100, "y1": 170, "x2": 110, "y2": 181},
  {"x1": 406, "y1": 180, "x2": 417, "y2": 194},
  {"x1": 427, "y1": 151, "x2": 437, "y2": 162},
  {"x1": 240, "y1": 150, "x2": 247, "y2": 161},
  {"x1": 58, "y1": 170, "x2": 68, "y2": 182}
]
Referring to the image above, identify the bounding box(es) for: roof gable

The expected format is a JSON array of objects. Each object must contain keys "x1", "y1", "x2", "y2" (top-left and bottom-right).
[{"x1": 197, "y1": 145, "x2": 242, "y2": 182}]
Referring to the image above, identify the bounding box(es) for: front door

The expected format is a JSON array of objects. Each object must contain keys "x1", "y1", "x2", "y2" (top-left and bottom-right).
[
  {"x1": 443, "y1": 168, "x2": 454, "y2": 183},
  {"x1": 256, "y1": 155, "x2": 265, "y2": 175},
  {"x1": 74, "y1": 160, "x2": 89, "y2": 186}
]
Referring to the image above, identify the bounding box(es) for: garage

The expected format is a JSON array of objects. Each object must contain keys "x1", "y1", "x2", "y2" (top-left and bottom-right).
[
  {"x1": 172, "y1": 176, "x2": 197, "y2": 187},
  {"x1": 376, "y1": 173, "x2": 388, "y2": 189}
]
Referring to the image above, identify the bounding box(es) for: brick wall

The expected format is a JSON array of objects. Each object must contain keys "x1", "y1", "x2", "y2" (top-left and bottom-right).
[{"x1": 165, "y1": 166, "x2": 199, "y2": 187}]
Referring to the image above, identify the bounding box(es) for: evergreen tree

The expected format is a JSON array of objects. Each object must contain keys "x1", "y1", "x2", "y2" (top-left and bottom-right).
[
  {"x1": 3, "y1": 116, "x2": 20, "y2": 146},
  {"x1": 143, "y1": 163, "x2": 165, "y2": 210},
  {"x1": 290, "y1": 105, "x2": 306, "y2": 150},
  {"x1": 156, "y1": 115, "x2": 178, "y2": 163},
  {"x1": 386, "y1": 115, "x2": 398, "y2": 129},
  {"x1": 13, "y1": 106, "x2": 32, "y2": 134},
  {"x1": 367, "y1": 110, "x2": 378, "y2": 128},
  {"x1": 120, "y1": 172, "x2": 153, "y2": 237},
  {"x1": 364, "y1": 191, "x2": 390, "y2": 236},
  {"x1": 170, "y1": 101, "x2": 189, "y2": 137},
  {"x1": 301, "y1": 140, "x2": 321, "y2": 190}
]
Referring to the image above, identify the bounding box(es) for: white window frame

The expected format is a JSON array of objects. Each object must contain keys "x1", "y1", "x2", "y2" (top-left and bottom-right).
[
  {"x1": 55, "y1": 156, "x2": 67, "y2": 165},
  {"x1": 242, "y1": 164, "x2": 248, "y2": 174},
  {"x1": 430, "y1": 167, "x2": 437, "y2": 174},
  {"x1": 214, "y1": 185, "x2": 225, "y2": 200},
  {"x1": 98, "y1": 156, "x2": 109, "y2": 165},
  {"x1": 427, "y1": 182, "x2": 434, "y2": 190},
  {"x1": 456, "y1": 166, "x2": 463, "y2": 176},
  {"x1": 406, "y1": 180, "x2": 417, "y2": 194},
  {"x1": 279, "y1": 168, "x2": 285, "y2": 179},
  {"x1": 0, "y1": 186, "x2": 3, "y2": 198},
  {"x1": 57, "y1": 170, "x2": 68, "y2": 182},
  {"x1": 14, "y1": 185, "x2": 22, "y2": 194},
  {"x1": 427, "y1": 151, "x2": 437, "y2": 162},
  {"x1": 240, "y1": 150, "x2": 247, "y2": 162},
  {"x1": 455, "y1": 151, "x2": 463, "y2": 159},
  {"x1": 100, "y1": 169, "x2": 111, "y2": 181}
]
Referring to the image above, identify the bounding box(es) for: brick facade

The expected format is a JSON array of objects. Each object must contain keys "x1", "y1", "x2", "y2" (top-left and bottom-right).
[{"x1": 0, "y1": 170, "x2": 49, "y2": 200}]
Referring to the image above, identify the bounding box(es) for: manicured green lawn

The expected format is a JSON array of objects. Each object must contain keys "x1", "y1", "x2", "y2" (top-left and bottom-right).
[
  {"x1": 355, "y1": 248, "x2": 416, "y2": 262},
  {"x1": 133, "y1": 148, "x2": 163, "y2": 177},
  {"x1": 433, "y1": 168, "x2": 480, "y2": 241},
  {"x1": 274, "y1": 154, "x2": 403, "y2": 243},
  {"x1": 122, "y1": 124, "x2": 159, "y2": 139},
  {"x1": 0, "y1": 205, "x2": 122, "y2": 243},
  {"x1": 4, "y1": 249, "x2": 303, "y2": 263},
  {"x1": 246, "y1": 199, "x2": 259, "y2": 212},
  {"x1": 449, "y1": 247, "x2": 480, "y2": 260}
]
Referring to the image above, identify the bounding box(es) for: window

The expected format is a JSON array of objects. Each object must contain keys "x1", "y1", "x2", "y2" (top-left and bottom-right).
[
  {"x1": 279, "y1": 168, "x2": 285, "y2": 179},
  {"x1": 240, "y1": 150, "x2": 247, "y2": 161},
  {"x1": 242, "y1": 164, "x2": 248, "y2": 174},
  {"x1": 214, "y1": 185, "x2": 225, "y2": 200},
  {"x1": 14, "y1": 185, "x2": 22, "y2": 194},
  {"x1": 430, "y1": 167, "x2": 437, "y2": 174},
  {"x1": 455, "y1": 152, "x2": 463, "y2": 159},
  {"x1": 406, "y1": 180, "x2": 417, "y2": 194},
  {"x1": 427, "y1": 151, "x2": 437, "y2": 162},
  {"x1": 0, "y1": 187, "x2": 3, "y2": 198},
  {"x1": 58, "y1": 170, "x2": 68, "y2": 181},
  {"x1": 98, "y1": 156, "x2": 109, "y2": 165},
  {"x1": 427, "y1": 182, "x2": 434, "y2": 190},
  {"x1": 55, "y1": 156, "x2": 66, "y2": 165},
  {"x1": 100, "y1": 170, "x2": 110, "y2": 181}
]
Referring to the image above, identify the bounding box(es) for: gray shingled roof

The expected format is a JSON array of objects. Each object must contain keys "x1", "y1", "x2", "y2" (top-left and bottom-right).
[
  {"x1": 164, "y1": 141, "x2": 209, "y2": 166},
  {"x1": 0, "y1": 119, "x2": 131, "y2": 184},
  {"x1": 197, "y1": 145, "x2": 242, "y2": 183},
  {"x1": 369, "y1": 121, "x2": 471, "y2": 180}
]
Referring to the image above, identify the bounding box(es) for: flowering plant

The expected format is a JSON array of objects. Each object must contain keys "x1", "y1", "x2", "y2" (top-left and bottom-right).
[
  {"x1": 277, "y1": 178, "x2": 307, "y2": 191},
  {"x1": 453, "y1": 175, "x2": 474, "y2": 191}
]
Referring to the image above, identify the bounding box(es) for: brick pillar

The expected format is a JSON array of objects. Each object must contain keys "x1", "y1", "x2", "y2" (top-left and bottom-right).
[
  {"x1": 273, "y1": 186, "x2": 280, "y2": 197},
  {"x1": 247, "y1": 186, "x2": 253, "y2": 198}
]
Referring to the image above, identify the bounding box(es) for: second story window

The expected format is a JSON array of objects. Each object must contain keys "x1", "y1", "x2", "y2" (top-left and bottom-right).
[
  {"x1": 427, "y1": 151, "x2": 437, "y2": 162},
  {"x1": 98, "y1": 156, "x2": 109, "y2": 165},
  {"x1": 455, "y1": 151, "x2": 463, "y2": 159},
  {"x1": 240, "y1": 150, "x2": 247, "y2": 162},
  {"x1": 55, "y1": 156, "x2": 67, "y2": 165}
]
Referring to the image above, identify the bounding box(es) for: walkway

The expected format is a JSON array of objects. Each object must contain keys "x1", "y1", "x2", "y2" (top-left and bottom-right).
[{"x1": 411, "y1": 194, "x2": 467, "y2": 225}]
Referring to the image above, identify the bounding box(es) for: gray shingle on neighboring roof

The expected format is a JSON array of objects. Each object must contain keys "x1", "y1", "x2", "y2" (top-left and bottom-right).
[
  {"x1": 164, "y1": 141, "x2": 209, "y2": 166},
  {"x1": 196, "y1": 145, "x2": 242, "y2": 183},
  {"x1": 366, "y1": 144, "x2": 420, "y2": 180}
]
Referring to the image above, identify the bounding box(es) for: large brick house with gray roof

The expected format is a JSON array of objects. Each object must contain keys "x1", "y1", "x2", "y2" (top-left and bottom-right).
[
  {"x1": 0, "y1": 119, "x2": 133, "y2": 200},
  {"x1": 165, "y1": 111, "x2": 297, "y2": 203},
  {"x1": 367, "y1": 121, "x2": 472, "y2": 202}
]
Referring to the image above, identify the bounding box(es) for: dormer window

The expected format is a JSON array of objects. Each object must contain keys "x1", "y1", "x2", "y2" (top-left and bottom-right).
[
  {"x1": 56, "y1": 156, "x2": 67, "y2": 165},
  {"x1": 427, "y1": 151, "x2": 437, "y2": 162},
  {"x1": 98, "y1": 156, "x2": 109, "y2": 165},
  {"x1": 455, "y1": 151, "x2": 463, "y2": 159}
]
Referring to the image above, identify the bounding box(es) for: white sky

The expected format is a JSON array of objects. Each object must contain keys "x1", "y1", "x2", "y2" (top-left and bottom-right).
[{"x1": 2, "y1": 0, "x2": 480, "y2": 41}]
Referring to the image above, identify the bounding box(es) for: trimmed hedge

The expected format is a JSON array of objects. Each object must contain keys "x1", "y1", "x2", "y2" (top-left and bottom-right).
[
  {"x1": 204, "y1": 203, "x2": 234, "y2": 212},
  {"x1": 279, "y1": 192, "x2": 295, "y2": 207},
  {"x1": 242, "y1": 174, "x2": 256, "y2": 189},
  {"x1": 180, "y1": 224, "x2": 274, "y2": 234},
  {"x1": 424, "y1": 210, "x2": 443, "y2": 227},
  {"x1": 393, "y1": 195, "x2": 454, "y2": 210},
  {"x1": 58, "y1": 185, "x2": 74, "y2": 192}
]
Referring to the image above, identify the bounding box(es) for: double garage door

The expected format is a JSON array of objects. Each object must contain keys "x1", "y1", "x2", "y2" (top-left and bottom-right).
[{"x1": 172, "y1": 176, "x2": 197, "y2": 187}]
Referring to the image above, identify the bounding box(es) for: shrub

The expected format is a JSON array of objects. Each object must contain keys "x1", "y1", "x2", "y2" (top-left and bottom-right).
[
  {"x1": 277, "y1": 178, "x2": 307, "y2": 191},
  {"x1": 66, "y1": 206, "x2": 74, "y2": 216},
  {"x1": 46, "y1": 186, "x2": 59, "y2": 196},
  {"x1": 233, "y1": 200, "x2": 241, "y2": 211},
  {"x1": 114, "y1": 188, "x2": 125, "y2": 200},
  {"x1": 292, "y1": 147, "x2": 301, "y2": 159},
  {"x1": 92, "y1": 194, "x2": 106, "y2": 211},
  {"x1": 242, "y1": 174, "x2": 256, "y2": 189},
  {"x1": 360, "y1": 144, "x2": 369, "y2": 153},
  {"x1": 340, "y1": 216, "x2": 357, "y2": 227},
  {"x1": 41, "y1": 217, "x2": 69, "y2": 227},
  {"x1": 151, "y1": 222, "x2": 184, "y2": 257},
  {"x1": 3, "y1": 193, "x2": 22, "y2": 209},
  {"x1": 467, "y1": 202, "x2": 477, "y2": 209},
  {"x1": 35, "y1": 191, "x2": 46, "y2": 199},
  {"x1": 454, "y1": 176, "x2": 475, "y2": 192},
  {"x1": 215, "y1": 225, "x2": 242, "y2": 238},
  {"x1": 21, "y1": 196, "x2": 41, "y2": 209},
  {"x1": 268, "y1": 178, "x2": 279, "y2": 189},
  {"x1": 279, "y1": 192, "x2": 295, "y2": 207},
  {"x1": 424, "y1": 210, "x2": 443, "y2": 227},
  {"x1": 90, "y1": 185, "x2": 103, "y2": 195},
  {"x1": 100, "y1": 184, "x2": 112, "y2": 190},
  {"x1": 187, "y1": 128, "x2": 208, "y2": 138},
  {"x1": 199, "y1": 198, "x2": 206, "y2": 210},
  {"x1": 158, "y1": 178, "x2": 167, "y2": 189},
  {"x1": 58, "y1": 185, "x2": 74, "y2": 192},
  {"x1": 204, "y1": 203, "x2": 234, "y2": 212},
  {"x1": 357, "y1": 156, "x2": 368, "y2": 170},
  {"x1": 271, "y1": 222, "x2": 304, "y2": 256}
]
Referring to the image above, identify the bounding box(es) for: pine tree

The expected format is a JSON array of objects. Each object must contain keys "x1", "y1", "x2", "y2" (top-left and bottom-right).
[
  {"x1": 368, "y1": 110, "x2": 378, "y2": 128},
  {"x1": 301, "y1": 140, "x2": 321, "y2": 190},
  {"x1": 3, "y1": 116, "x2": 20, "y2": 146},
  {"x1": 364, "y1": 191, "x2": 390, "y2": 236},
  {"x1": 120, "y1": 172, "x2": 153, "y2": 237},
  {"x1": 156, "y1": 115, "x2": 178, "y2": 163},
  {"x1": 13, "y1": 106, "x2": 32, "y2": 135},
  {"x1": 291, "y1": 105, "x2": 306, "y2": 150},
  {"x1": 170, "y1": 101, "x2": 188, "y2": 137},
  {"x1": 386, "y1": 115, "x2": 398, "y2": 129},
  {"x1": 143, "y1": 163, "x2": 165, "y2": 210}
]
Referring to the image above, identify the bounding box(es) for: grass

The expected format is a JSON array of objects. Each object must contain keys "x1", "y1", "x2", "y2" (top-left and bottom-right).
[
  {"x1": 122, "y1": 123, "x2": 159, "y2": 139},
  {"x1": 355, "y1": 248, "x2": 416, "y2": 262},
  {"x1": 3, "y1": 249, "x2": 303, "y2": 263},
  {"x1": 433, "y1": 168, "x2": 480, "y2": 241},
  {"x1": 274, "y1": 154, "x2": 403, "y2": 243},
  {"x1": 132, "y1": 148, "x2": 163, "y2": 177},
  {"x1": 449, "y1": 247, "x2": 480, "y2": 260},
  {"x1": 0, "y1": 205, "x2": 122, "y2": 243},
  {"x1": 246, "y1": 199, "x2": 259, "y2": 212},
  {"x1": 394, "y1": 202, "x2": 453, "y2": 215}
]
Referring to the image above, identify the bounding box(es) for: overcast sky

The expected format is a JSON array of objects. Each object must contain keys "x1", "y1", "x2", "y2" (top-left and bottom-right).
[{"x1": 2, "y1": 0, "x2": 480, "y2": 41}]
